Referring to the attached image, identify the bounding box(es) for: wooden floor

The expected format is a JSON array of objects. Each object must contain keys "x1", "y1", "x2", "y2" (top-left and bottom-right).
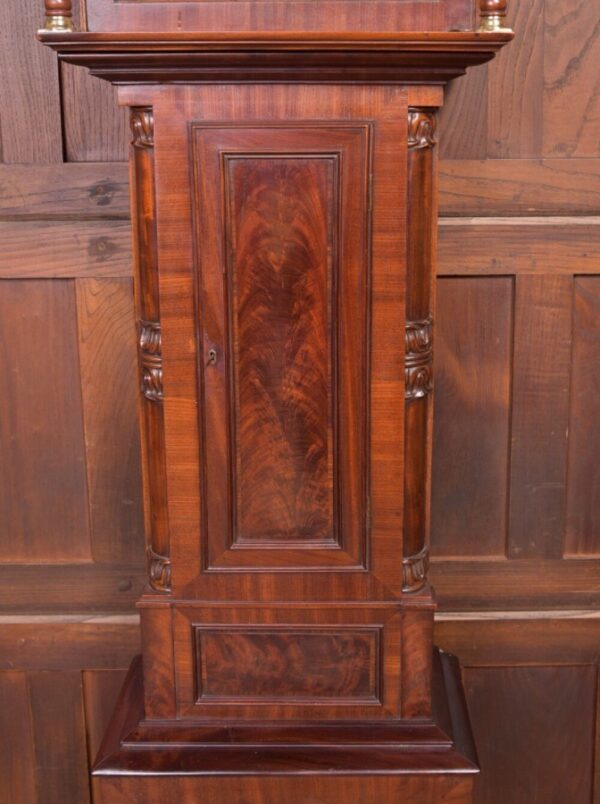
[{"x1": 0, "y1": 0, "x2": 599, "y2": 801}]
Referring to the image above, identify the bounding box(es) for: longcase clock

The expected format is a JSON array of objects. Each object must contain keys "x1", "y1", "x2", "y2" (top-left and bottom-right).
[{"x1": 40, "y1": 1, "x2": 513, "y2": 801}]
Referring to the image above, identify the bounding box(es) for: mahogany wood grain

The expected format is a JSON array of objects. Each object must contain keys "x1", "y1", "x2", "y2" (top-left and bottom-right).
[
  {"x1": 152, "y1": 84, "x2": 406, "y2": 599},
  {"x1": 193, "y1": 123, "x2": 369, "y2": 567},
  {"x1": 226, "y1": 155, "x2": 335, "y2": 545},
  {"x1": 565, "y1": 277, "x2": 600, "y2": 555},
  {"x1": 98, "y1": 775, "x2": 473, "y2": 804}
]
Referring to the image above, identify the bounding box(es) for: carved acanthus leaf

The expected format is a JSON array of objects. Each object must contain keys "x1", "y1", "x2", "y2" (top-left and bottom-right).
[
  {"x1": 402, "y1": 546, "x2": 429, "y2": 593},
  {"x1": 147, "y1": 547, "x2": 171, "y2": 593},
  {"x1": 408, "y1": 109, "x2": 437, "y2": 150},
  {"x1": 405, "y1": 316, "x2": 433, "y2": 401},
  {"x1": 139, "y1": 320, "x2": 163, "y2": 403},
  {"x1": 131, "y1": 108, "x2": 154, "y2": 149}
]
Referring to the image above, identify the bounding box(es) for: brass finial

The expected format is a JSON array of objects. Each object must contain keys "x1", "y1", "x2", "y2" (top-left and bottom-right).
[
  {"x1": 43, "y1": 0, "x2": 74, "y2": 31},
  {"x1": 478, "y1": 0, "x2": 512, "y2": 33}
]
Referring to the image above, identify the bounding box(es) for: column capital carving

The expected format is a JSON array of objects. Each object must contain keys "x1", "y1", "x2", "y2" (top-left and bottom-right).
[
  {"x1": 402, "y1": 546, "x2": 429, "y2": 593},
  {"x1": 131, "y1": 108, "x2": 155, "y2": 149},
  {"x1": 147, "y1": 548, "x2": 172, "y2": 593},
  {"x1": 408, "y1": 109, "x2": 437, "y2": 151}
]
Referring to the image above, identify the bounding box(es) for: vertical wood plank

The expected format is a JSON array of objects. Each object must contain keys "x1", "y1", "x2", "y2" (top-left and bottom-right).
[
  {"x1": 438, "y1": 65, "x2": 488, "y2": 160},
  {"x1": 0, "y1": 672, "x2": 37, "y2": 804},
  {"x1": 565, "y1": 277, "x2": 600, "y2": 555},
  {"x1": 464, "y1": 665, "x2": 596, "y2": 804},
  {"x1": 487, "y1": 0, "x2": 545, "y2": 158},
  {"x1": 0, "y1": 0, "x2": 63, "y2": 163},
  {"x1": 431, "y1": 277, "x2": 513, "y2": 556},
  {"x1": 508, "y1": 275, "x2": 572, "y2": 558},
  {"x1": 83, "y1": 668, "x2": 128, "y2": 804},
  {"x1": 544, "y1": 0, "x2": 600, "y2": 157},
  {"x1": 61, "y1": 63, "x2": 129, "y2": 162},
  {"x1": 0, "y1": 280, "x2": 92, "y2": 562},
  {"x1": 29, "y1": 671, "x2": 91, "y2": 804},
  {"x1": 76, "y1": 279, "x2": 145, "y2": 564}
]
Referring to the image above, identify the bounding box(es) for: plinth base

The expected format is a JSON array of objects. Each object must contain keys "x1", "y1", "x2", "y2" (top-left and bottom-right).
[{"x1": 93, "y1": 648, "x2": 478, "y2": 803}]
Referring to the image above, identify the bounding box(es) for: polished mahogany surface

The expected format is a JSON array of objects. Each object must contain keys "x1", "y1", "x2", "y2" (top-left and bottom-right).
[{"x1": 34, "y1": 1, "x2": 513, "y2": 799}]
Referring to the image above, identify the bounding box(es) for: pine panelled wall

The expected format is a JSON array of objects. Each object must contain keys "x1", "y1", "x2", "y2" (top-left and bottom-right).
[{"x1": 0, "y1": 0, "x2": 598, "y2": 801}]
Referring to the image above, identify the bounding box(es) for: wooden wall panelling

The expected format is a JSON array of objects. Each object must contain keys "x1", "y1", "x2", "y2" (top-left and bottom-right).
[
  {"x1": 543, "y1": 0, "x2": 600, "y2": 157},
  {"x1": 76, "y1": 278, "x2": 144, "y2": 564},
  {"x1": 431, "y1": 559, "x2": 600, "y2": 611},
  {"x1": 0, "y1": 279, "x2": 92, "y2": 562},
  {"x1": 83, "y1": 668, "x2": 130, "y2": 804},
  {"x1": 438, "y1": 64, "x2": 488, "y2": 160},
  {"x1": 439, "y1": 160, "x2": 600, "y2": 217},
  {"x1": 565, "y1": 276, "x2": 600, "y2": 556},
  {"x1": 28, "y1": 671, "x2": 91, "y2": 804},
  {"x1": 0, "y1": 219, "x2": 132, "y2": 279},
  {"x1": 61, "y1": 62, "x2": 129, "y2": 162},
  {"x1": 437, "y1": 218, "x2": 600, "y2": 276},
  {"x1": 486, "y1": 0, "x2": 544, "y2": 158},
  {"x1": 0, "y1": 565, "x2": 146, "y2": 613},
  {"x1": 0, "y1": 0, "x2": 62, "y2": 163},
  {"x1": 0, "y1": 164, "x2": 130, "y2": 218},
  {"x1": 464, "y1": 665, "x2": 596, "y2": 804},
  {"x1": 508, "y1": 275, "x2": 572, "y2": 559},
  {"x1": 0, "y1": 672, "x2": 37, "y2": 803},
  {"x1": 431, "y1": 276, "x2": 513, "y2": 557},
  {"x1": 61, "y1": 0, "x2": 129, "y2": 163},
  {"x1": 0, "y1": 616, "x2": 141, "y2": 670}
]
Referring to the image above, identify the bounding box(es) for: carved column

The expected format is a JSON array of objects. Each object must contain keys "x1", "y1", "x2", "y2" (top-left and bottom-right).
[
  {"x1": 130, "y1": 108, "x2": 171, "y2": 593},
  {"x1": 403, "y1": 108, "x2": 437, "y2": 593}
]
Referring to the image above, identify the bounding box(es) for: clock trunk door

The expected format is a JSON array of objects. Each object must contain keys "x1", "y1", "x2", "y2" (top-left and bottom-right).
[{"x1": 153, "y1": 85, "x2": 407, "y2": 599}]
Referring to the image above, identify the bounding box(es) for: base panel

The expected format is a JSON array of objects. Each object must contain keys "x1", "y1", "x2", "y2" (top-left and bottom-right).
[{"x1": 93, "y1": 647, "x2": 477, "y2": 802}]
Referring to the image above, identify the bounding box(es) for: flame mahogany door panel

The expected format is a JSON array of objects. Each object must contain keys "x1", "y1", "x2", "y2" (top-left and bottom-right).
[{"x1": 155, "y1": 85, "x2": 408, "y2": 604}]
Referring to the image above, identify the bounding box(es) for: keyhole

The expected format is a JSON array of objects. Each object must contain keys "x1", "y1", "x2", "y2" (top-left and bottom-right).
[{"x1": 207, "y1": 348, "x2": 218, "y2": 366}]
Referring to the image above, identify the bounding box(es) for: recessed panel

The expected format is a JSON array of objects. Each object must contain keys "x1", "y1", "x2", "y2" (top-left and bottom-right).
[
  {"x1": 225, "y1": 156, "x2": 336, "y2": 544},
  {"x1": 192, "y1": 124, "x2": 371, "y2": 571},
  {"x1": 195, "y1": 627, "x2": 380, "y2": 702}
]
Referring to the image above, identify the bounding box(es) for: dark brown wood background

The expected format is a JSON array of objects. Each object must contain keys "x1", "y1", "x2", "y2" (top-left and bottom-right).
[{"x1": 0, "y1": 1, "x2": 599, "y2": 802}]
